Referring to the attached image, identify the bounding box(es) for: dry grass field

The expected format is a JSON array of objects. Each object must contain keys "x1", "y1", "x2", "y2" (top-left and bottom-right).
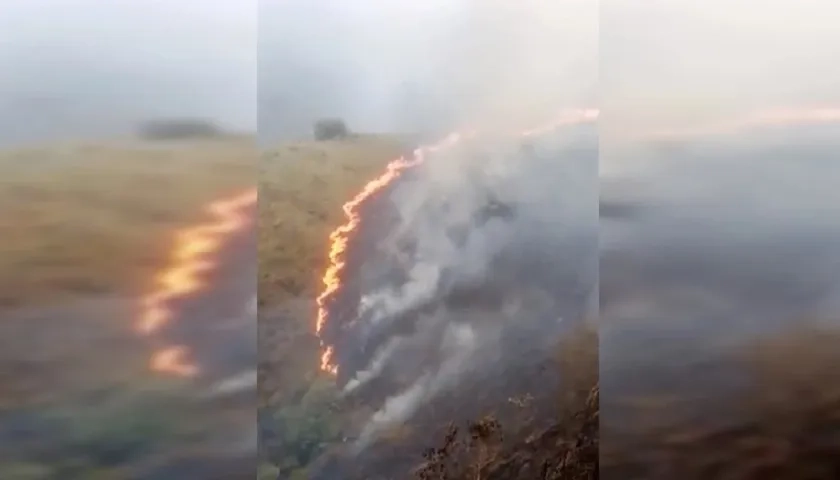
[
  {"x1": 257, "y1": 135, "x2": 600, "y2": 480},
  {"x1": 0, "y1": 137, "x2": 254, "y2": 308},
  {"x1": 258, "y1": 135, "x2": 405, "y2": 307},
  {"x1": 0, "y1": 137, "x2": 256, "y2": 479},
  {"x1": 258, "y1": 135, "x2": 406, "y2": 479},
  {"x1": 258, "y1": 131, "x2": 840, "y2": 479}
]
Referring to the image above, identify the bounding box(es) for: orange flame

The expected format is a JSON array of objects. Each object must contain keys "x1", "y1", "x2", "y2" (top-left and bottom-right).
[
  {"x1": 314, "y1": 109, "x2": 599, "y2": 375},
  {"x1": 313, "y1": 106, "x2": 840, "y2": 376},
  {"x1": 139, "y1": 187, "x2": 257, "y2": 377},
  {"x1": 150, "y1": 345, "x2": 198, "y2": 377}
]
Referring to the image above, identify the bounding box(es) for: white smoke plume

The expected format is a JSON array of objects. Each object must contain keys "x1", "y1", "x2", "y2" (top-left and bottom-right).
[
  {"x1": 335, "y1": 125, "x2": 595, "y2": 455},
  {"x1": 341, "y1": 336, "x2": 404, "y2": 396},
  {"x1": 332, "y1": 128, "x2": 596, "y2": 421},
  {"x1": 352, "y1": 322, "x2": 478, "y2": 452},
  {"x1": 358, "y1": 261, "x2": 442, "y2": 329}
]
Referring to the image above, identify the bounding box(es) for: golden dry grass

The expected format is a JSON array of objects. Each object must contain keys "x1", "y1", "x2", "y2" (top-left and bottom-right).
[
  {"x1": 0, "y1": 136, "x2": 255, "y2": 406},
  {"x1": 0, "y1": 138, "x2": 255, "y2": 307},
  {"x1": 258, "y1": 135, "x2": 405, "y2": 307},
  {"x1": 0, "y1": 137, "x2": 257, "y2": 477},
  {"x1": 601, "y1": 326, "x2": 840, "y2": 479}
]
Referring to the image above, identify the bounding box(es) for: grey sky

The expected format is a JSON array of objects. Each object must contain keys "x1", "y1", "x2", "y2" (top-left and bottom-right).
[
  {"x1": 259, "y1": 0, "x2": 597, "y2": 142},
  {"x1": 601, "y1": 0, "x2": 840, "y2": 136},
  {"x1": 3, "y1": 1, "x2": 837, "y2": 145},
  {"x1": 0, "y1": 0, "x2": 256, "y2": 146}
]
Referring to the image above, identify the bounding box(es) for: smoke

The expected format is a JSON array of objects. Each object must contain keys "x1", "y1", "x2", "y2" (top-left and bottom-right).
[
  {"x1": 336, "y1": 124, "x2": 596, "y2": 451},
  {"x1": 341, "y1": 337, "x2": 403, "y2": 396},
  {"x1": 358, "y1": 261, "x2": 442, "y2": 329},
  {"x1": 259, "y1": 0, "x2": 596, "y2": 142},
  {"x1": 263, "y1": 0, "x2": 599, "y2": 455},
  {"x1": 352, "y1": 322, "x2": 479, "y2": 452},
  {"x1": 600, "y1": 125, "x2": 840, "y2": 434},
  {"x1": 601, "y1": 0, "x2": 840, "y2": 142}
]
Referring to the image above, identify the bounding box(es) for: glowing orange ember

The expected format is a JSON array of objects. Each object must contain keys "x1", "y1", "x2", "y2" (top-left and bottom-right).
[
  {"x1": 314, "y1": 109, "x2": 599, "y2": 375},
  {"x1": 138, "y1": 187, "x2": 257, "y2": 377},
  {"x1": 150, "y1": 345, "x2": 198, "y2": 377}
]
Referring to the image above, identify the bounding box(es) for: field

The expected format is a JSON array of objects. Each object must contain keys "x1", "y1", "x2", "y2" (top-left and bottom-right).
[
  {"x1": 0, "y1": 137, "x2": 254, "y2": 307},
  {"x1": 258, "y1": 135, "x2": 406, "y2": 306},
  {"x1": 0, "y1": 137, "x2": 255, "y2": 479},
  {"x1": 258, "y1": 135, "x2": 408, "y2": 478},
  {"x1": 257, "y1": 135, "x2": 599, "y2": 480},
  {"x1": 260, "y1": 131, "x2": 840, "y2": 480},
  {"x1": 600, "y1": 326, "x2": 840, "y2": 479}
]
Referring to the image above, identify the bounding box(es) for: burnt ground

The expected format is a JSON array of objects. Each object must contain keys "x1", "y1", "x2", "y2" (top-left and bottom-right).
[
  {"x1": 0, "y1": 222, "x2": 257, "y2": 479},
  {"x1": 599, "y1": 135, "x2": 840, "y2": 479},
  {"x1": 259, "y1": 133, "x2": 599, "y2": 480}
]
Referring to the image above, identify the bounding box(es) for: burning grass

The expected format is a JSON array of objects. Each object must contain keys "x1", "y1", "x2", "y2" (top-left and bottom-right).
[
  {"x1": 0, "y1": 138, "x2": 254, "y2": 308},
  {"x1": 297, "y1": 325, "x2": 600, "y2": 480},
  {"x1": 0, "y1": 137, "x2": 256, "y2": 478},
  {"x1": 257, "y1": 133, "x2": 602, "y2": 478},
  {"x1": 258, "y1": 135, "x2": 406, "y2": 307},
  {"x1": 257, "y1": 135, "x2": 406, "y2": 475}
]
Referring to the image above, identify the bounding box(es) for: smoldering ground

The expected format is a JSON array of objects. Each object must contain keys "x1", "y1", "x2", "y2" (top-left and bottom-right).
[
  {"x1": 600, "y1": 127, "x2": 840, "y2": 477},
  {"x1": 323, "y1": 125, "x2": 597, "y2": 453}
]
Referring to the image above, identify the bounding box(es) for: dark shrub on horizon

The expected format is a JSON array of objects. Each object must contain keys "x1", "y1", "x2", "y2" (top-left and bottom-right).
[
  {"x1": 138, "y1": 119, "x2": 224, "y2": 141},
  {"x1": 313, "y1": 118, "x2": 349, "y2": 141}
]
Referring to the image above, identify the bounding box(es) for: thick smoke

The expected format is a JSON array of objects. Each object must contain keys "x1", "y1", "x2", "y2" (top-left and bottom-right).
[
  {"x1": 263, "y1": 0, "x2": 597, "y2": 453},
  {"x1": 335, "y1": 124, "x2": 596, "y2": 449}
]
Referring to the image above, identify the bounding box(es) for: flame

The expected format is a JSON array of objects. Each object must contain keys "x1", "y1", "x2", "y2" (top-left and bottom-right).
[
  {"x1": 312, "y1": 105, "x2": 840, "y2": 376},
  {"x1": 314, "y1": 109, "x2": 599, "y2": 375},
  {"x1": 150, "y1": 345, "x2": 198, "y2": 377},
  {"x1": 138, "y1": 187, "x2": 257, "y2": 377}
]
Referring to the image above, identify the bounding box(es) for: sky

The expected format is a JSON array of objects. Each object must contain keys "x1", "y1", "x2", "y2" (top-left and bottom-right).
[
  {"x1": 259, "y1": 0, "x2": 597, "y2": 142},
  {"x1": 601, "y1": 0, "x2": 840, "y2": 136},
  {"x1": 0, "y1": 0, "x2": 256, "y2": 146},
  {"x1": 2, "y1": 0, "x2": 837, "y2": 145}
]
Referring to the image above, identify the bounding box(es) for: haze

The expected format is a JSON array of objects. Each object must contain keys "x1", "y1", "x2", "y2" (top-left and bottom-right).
[
  {"x1": 259, "y1": 0, "x2": 597, "y2": 143},
  {"x1": 601, "y1": 0, "x2": 840, "y2": 140},
  {"x1": 0, "y1": 0, "x2": 256, "y2": 147}
]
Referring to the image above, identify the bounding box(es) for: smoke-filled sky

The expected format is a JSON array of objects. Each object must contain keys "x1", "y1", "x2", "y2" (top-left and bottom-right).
[
  {"x1": 599, "y1": 0, "x2": 840, "y2": 445},
  {"x1": 4, "y1": 0, "x2": 838, "y2": 146},
  {"x1": 0, "y1": 0, "x2": 256, "y2": 146},
  {"x1": 601, "y1": 0, "x2": 840, "y2": 138},
  {"x1": 259, "y1": 0, "x2": 597, "y2": 142}
]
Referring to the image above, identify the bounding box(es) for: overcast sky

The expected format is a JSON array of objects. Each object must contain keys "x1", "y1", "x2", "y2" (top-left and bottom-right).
[
  {"x1": 259, "y1": 0, "x2": 597, "y2": 142},
  {"x1": 601, "y1": 0, "x2": 840, "y2": 136},
  {"x1": 0, "y1": 0, "x2": 256, "y2": 146},
  {"x1": 2, "y1": 1, "x2": 836, "y2": 146}
]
